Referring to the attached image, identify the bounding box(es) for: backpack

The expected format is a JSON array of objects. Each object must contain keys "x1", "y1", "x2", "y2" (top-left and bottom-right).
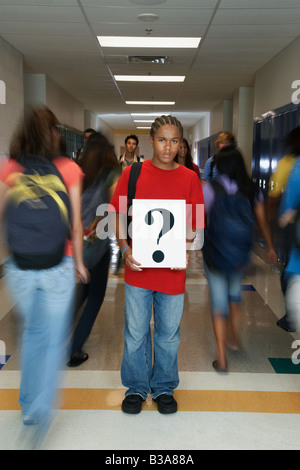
[
  {"x1": 202, "y1": 180, "x2": 255, "y2": 273},
  {"x1": 81, "y1": 168, "x2": 111, "y2": 270},
  {"x1": 127, "y1": 161, "x2": 143, "y2": 244},
  {"x1": 5, "y1": 157, "x2": 71, "y2": 270}
]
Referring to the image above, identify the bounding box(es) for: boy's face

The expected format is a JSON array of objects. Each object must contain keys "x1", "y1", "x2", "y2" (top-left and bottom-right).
[
  {"x1": 125, "y1": 138, "x2": 137, "y2": 155},
  {"x1": 150, "y1": 124, "x2": 181, "y2": 169}
]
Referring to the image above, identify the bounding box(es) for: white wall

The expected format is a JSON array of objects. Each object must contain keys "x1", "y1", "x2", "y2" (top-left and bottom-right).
[
  {"x1": 187, "y1": 114, "x2": 210, "y2": 162},
  {"x1": 209, "y1": 102, "x2": 224, "y2": 136},
  {"x1": 81, "y1": 111, "x2": 114, "y2": 145},
  {"x1": 46, "y1": 76, "x2": 84, "y2": 131},
  {"x1": 188, "y1": 37, "x2": 300, "y2": 172},
  {"x1": 0, "y1": 36, "x2": 24, "y2": 264},
  {"x1": 0, "y1": 36, "x2": 24, "y2": 160},
  {"x1": 254, "y1": 37, "x2": 300, "y2": 118},
  {"x1": 96, "y1": 116, "x2": 114, "y2": 144},
  {"x1": 232, "y1": 87, "x2": 254, "y2": 172},
  {"x1": 24, "y1": 73, "x2": 46, "y2": 107},
  {"x1": 24, "y1": 73, "x2": 85, "y2": 131}
]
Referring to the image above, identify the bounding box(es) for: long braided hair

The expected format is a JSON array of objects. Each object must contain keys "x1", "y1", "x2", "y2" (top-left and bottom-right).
[{"x1": 150, "y1": 115, "x2": 183, "y2": 139}]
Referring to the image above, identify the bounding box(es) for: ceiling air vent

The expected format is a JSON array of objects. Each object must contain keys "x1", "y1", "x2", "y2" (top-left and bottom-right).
[{"x1": 128, "y1": 56, "x2": 171, "y2": 64}]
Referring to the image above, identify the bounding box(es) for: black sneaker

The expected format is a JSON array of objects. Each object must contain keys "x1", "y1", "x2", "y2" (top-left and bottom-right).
[
  {"x1": 277, "y1": 315, "x2": 296, "y2": 333},
  {"x1": 122, "y1": 394, "x2": 144, "y2": 414},
  {"x1": 154, "y1": 394, "x2": 177, "y2": 414}
]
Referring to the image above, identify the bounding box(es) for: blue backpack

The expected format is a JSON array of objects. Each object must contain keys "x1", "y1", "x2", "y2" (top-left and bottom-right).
[
  {"x1": 202, "y1": 180, "x2": 255, "y2": 273},
  {"x1": 5, "y1": 157, "x2": 71, "y2": 270}
]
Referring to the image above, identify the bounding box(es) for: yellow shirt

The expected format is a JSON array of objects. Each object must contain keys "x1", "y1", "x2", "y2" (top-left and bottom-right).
[{"x1": 268, "y1": 154, "x2": 297, "y2": 198}]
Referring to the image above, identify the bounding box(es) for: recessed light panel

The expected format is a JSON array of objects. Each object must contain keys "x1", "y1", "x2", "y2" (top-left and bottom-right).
[
  {"x1": 130, "y1": 0, "x2": 166, "y2": 4},
  {"x1": 131, "y1": 113, "x2": 166, "y2": 116},
  {"x1": 138, "y1": 13, "x2": 159, "y2": 21},
  {"x1": 98, "y1": 37, "x2": 201, "y2": 49},
  {"x1": 126, "y1": 101, "x2": 175, "y2": 105},
  {"x1": 115, "y1": 75, "x2": 185, "y2": 82}
]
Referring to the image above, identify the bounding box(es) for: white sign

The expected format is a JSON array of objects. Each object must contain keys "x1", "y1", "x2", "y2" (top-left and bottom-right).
[
  {"x1": 132, "y1": 199, "x2": 186, "y2": 268},
  {"x1": 0, "y1": 80, "x2": 6, "y2": 104}
]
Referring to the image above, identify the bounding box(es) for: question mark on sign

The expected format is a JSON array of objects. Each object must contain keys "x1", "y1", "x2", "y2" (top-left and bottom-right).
[{"x1": 145, "y1": 208, "x2": 175, "y2": 263}]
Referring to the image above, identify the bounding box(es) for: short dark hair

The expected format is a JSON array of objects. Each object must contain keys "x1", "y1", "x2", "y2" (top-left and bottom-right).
[
  {"x1": 84, "y1": 128, "x2": 96, "y2": 135},
  {"x1": 125, "y1": 134, "x2": 139, "y2": 146}
]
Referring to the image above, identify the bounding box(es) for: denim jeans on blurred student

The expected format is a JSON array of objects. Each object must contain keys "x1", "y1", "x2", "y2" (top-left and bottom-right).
[
  {"x1": 121, "y1": 283, "x2": 184, "y2": 400},
  {"x1": 285, "y1": 274, "x2": 300, "y2": 331},
  {"x1": 4, "y1": 256, "x2": 75, "y2": 425},
  {"x1": 204, "y1": 260, "x2": 243, "y2": 317}
]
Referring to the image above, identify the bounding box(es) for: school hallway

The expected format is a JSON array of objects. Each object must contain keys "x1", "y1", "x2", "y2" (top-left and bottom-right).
[{"x1": 1, "y1": 248, "x2": 300, "y2": 451}]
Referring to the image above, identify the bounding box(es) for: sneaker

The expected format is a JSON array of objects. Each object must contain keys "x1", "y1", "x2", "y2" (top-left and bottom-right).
[
  {"x1": 154, "y1": 394, "x2": 177, "y2": 414},
  {"x1": 67, "y1": 352, "x2": 89, "y2": 368},
  {"x1": 23, "y1": 415, "x2": 38, "y2": 426},
  {"x1": 277, "y1": 315, "x2": 296, "y2": 333},
  {"x1": 122, "y1": 394, "x2": 144, "y2": 414}
]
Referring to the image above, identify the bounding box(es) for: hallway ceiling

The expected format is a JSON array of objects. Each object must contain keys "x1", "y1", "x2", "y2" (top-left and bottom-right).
[{"x1": 0, "y1": 0, "x2": 300, "y2": 130}]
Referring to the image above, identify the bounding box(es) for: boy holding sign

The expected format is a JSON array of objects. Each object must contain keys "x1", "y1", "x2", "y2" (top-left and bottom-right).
[{"x1": 110, "y1": 115, "x2": 204, "y2": 414}]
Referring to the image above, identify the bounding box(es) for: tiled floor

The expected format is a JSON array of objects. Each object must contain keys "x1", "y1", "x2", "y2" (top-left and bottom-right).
[{"x1": 1, "y1": 250, "x2": 300, "y2": 450}]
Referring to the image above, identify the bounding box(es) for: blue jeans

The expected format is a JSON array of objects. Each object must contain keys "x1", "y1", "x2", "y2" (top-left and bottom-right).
[
  {"x1": 285, "y1": 274, "x2": 300, "y2": 331},
  {"x1": 4, "y1": 256, "x2": 75, "y2": 424},
  {"x1": 121, "y1": 283, "x2": 184, "y2": 400},
  {"x1": 204, "y1": 261, "x2": 243, "y2": 317}
]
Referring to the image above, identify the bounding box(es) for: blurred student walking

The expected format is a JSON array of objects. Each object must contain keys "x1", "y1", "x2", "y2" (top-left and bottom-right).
[
  {"x1": 0, "y1": 107, "x2": 89, "y2": 437},
  {"x1": 202, "y1": 146, "x2": 277, "y2": 372},
  {"x1": 268, "y1": 126, "x2": 300, "y2": 332},
  {"x1": 68, "y1": 132, "x2": 121, "y2": 366}
]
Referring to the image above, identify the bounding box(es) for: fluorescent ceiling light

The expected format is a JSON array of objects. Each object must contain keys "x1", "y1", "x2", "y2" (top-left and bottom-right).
[
  {"x1": 136, "y1": 127, "x2": 151, "y2": 129},
  {"x1": 98, "y1": 36, "x2": 201, "y2": 48},
  {"x1": 126, "y1": 101, "x2": 175, "y2": 105},
  {"x1": 115, "y1": 75, "x2": 185, "y2": 83},
  {"x1": 133, "y1": 120, "x2": 153, "y2": 123},
  {"x1": 131, "y1": 113, "x2": 165, "y2": 116}
]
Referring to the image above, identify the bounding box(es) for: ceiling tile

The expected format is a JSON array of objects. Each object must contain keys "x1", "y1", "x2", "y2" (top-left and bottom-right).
[
  {"x1": 0, "y1": 5, "x2": 84, "y2": 22},
  {"x1": 213, "y1": 8, "x2": 300, "y2": 25},
  {"x1": 0, "y1": 0, "x2": 299, "y2": 130}
]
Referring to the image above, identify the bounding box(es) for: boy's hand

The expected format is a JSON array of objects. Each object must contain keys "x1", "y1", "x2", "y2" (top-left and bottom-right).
[
  {"x1": 171, "y1": 252, "x2": 189, "y2": 270},
  {"x1": 123, "y1": 247, "x2": 143, "y2": 271}
]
